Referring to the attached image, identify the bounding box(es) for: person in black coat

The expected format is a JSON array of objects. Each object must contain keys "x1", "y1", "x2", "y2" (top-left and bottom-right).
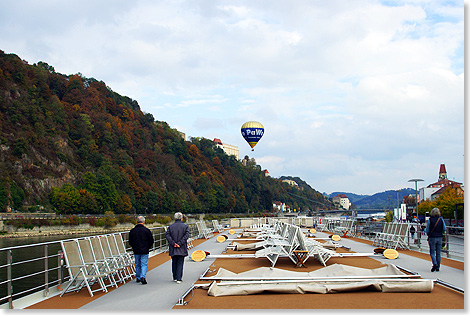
[
  {"x1": 165, "y1": 212, "x2": 190, "y2": 283},
  {"x1": 129, "y1": 216, "x2": 154, "y2": 284}
]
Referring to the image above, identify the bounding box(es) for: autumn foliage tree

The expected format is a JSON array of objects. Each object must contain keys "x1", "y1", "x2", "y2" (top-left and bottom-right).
[
  {"x1": 418, "y1": 186, "x2": 464, "y2": 219},
  {"x1": 0, "y1": 50, "x2": 333, "y2": 215}
]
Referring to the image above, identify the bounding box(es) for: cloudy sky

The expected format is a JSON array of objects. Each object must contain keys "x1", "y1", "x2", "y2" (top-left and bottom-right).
[{"x1": 0, "y1": 0, "x2": 465, "y2": 195}]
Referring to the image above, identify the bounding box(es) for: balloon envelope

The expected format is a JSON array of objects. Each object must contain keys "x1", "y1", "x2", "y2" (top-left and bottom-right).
[{"x1": 241, "y1": 121, "x2": 264, "y2": 149}]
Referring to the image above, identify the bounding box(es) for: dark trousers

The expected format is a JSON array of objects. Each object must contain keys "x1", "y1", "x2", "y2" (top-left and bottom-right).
[{"x1": 171, "y1": 255, "x2": 185, "y2": 281}]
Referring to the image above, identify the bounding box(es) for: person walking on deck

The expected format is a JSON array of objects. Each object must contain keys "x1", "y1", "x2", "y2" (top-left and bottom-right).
[
  {"x1": 426, "y1": 207, "x2": 446, "y2": 272},
  {"x1": 165, "y1": 212, "x2": 190, "y2": 284},
  {"x1": 129, "y1": 216, "x2": 154, "y2": 284}
]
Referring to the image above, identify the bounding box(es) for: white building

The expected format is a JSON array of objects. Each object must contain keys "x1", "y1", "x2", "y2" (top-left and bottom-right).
[
  {"x1": 332, "y1": 194, "x2": 351, "y2": 210},
  {"x1": 419, "y1": 164, "x2": 463, "y2": 201},
  {"x1": 282, "y1": 179, "x2": 299, "y2": 188},
  {"x1": 214, "y1": 138, "x2": 239, "y2": 160}
]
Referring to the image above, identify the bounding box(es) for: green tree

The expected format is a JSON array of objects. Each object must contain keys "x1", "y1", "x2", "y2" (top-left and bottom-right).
[
  {"x1": 50, "y1": 183, "x2": 80, "y2": 214},
  {"x1": 433, "y1": 187, "x2": 464, "y2": 219},
  {"x1": 418, "y1": 199, "x2": 434, "y2": 216},
  {"x1": 81, "y1": 172, "x2": 118, "y2": 213},
  {"x1": 0, "y1": 181, "x2": 7, "y2": 211},
  {"x1": 78, "y1": 189, "x2": 99, "y2": 214}
]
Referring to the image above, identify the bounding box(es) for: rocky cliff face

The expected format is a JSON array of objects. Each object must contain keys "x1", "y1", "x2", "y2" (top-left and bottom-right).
[{"x1": 6, "y1": 137, "x2": 78, "y2": 204}]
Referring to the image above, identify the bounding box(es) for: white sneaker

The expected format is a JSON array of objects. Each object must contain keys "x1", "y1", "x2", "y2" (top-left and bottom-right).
[
  {"x1": 176, "y1": 280, "x2": 182, "y2": 284},
  {"x1": 173, "y1": 280, "x2": 177, "y2": 282}
]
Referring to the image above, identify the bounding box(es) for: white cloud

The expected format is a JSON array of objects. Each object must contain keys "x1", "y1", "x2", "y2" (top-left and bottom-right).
[{"x1": 0, "y1": 0, "x2": 464, "y2": 194}]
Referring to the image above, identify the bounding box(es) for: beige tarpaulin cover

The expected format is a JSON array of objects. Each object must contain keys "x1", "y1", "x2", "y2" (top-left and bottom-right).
[
  {"x1": 232, "y1": 241, "x2": 267, "y2": 250},
  {"x1": 319, "y1": 240, "x2": 340, "y2": 249},
  {"x1": 206, "y1": 264, "x2": 433, "y2": 296},
  {"x1": 240, "y1": 232, "x2": 262, "y2": 238}
]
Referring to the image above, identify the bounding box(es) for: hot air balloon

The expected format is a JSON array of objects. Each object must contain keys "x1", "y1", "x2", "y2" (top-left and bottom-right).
[{"x1": 241, "y1": 121, "x2": 264, "y2": 151}]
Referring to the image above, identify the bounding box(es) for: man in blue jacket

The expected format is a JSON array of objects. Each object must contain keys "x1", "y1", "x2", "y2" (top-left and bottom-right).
[
  {"x1": 165, "y1": 212, "x2": 190, "y2": 283},
  {"x1": 129, "y1": 216, "x2": 154, "y2": 284}
]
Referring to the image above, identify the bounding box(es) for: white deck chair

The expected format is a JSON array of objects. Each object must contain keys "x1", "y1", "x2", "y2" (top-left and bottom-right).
[
  {"x1": 60, "y1": 239, "x2": 108, "y2": 297},
  {"x1": 386, "y1": 223, "x2": 401, "y2": 247},
  {"x1": 106, "y1": 234, "x2": 134, "y2": 280},
  {"x1": 187, "y1": 237, "x2": 194, "y2": 249},
  {"x1": 390, "y1": 223, "x2": 410, "y2": 250},
  {"x1": 89, "y1": 236, "x2": 125, "y2": 284},
  {"x1": 197, "y1": 221, "x2": 213, "y2": 239},
  {"x1": 295, "y1": 228, "x2": 336, "y2": 266},
  {"x1": 77, "y1": 238, "x2": 119, "y2": 289},
  {"x1": 212, "y1": 220, "x2": 224, "y2": 233},
  {"x1": 254, "y1": 224, "x2": 299, "y2": 267},
  {"x1": 112, "y1": 233, "x2": 136, "y2": 275},
  {"x1": 373, "y1": 222, "x2": 390, "y2": 247},
  {"x1": 99, "y1": 235, "x2": 132, "y2": 282},
  {"x1": 341, "y1": 220, "x2": 356, "y2": 237}
]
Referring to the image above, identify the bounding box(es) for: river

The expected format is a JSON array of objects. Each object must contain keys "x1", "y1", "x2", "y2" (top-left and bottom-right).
[{"x1": 0, "y1": 232, "x2": 116, "y2": 304}]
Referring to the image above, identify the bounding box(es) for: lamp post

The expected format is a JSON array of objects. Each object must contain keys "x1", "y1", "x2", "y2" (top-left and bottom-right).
[
  {"x1": 395, "y1": 189, "x2": 402, "y2": 221},
  {"x1": 408, "y1": 179, "x2": 424, "y2": 249}
]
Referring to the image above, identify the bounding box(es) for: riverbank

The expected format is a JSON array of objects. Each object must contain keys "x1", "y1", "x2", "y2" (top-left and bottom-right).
[{"x1": 0, "y1": 222, "x2": 164, "y2": 239}]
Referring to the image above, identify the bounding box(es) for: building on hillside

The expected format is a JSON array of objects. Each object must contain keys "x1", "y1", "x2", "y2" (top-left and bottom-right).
[
  {"x1": 273, "y1": 201, "x2": 291, "y2": 213},
  {"x1": 419, "y1": 164, "x2": 463, "y2": 201},
  {"x1": 213, "y1": 138, "x2": 239, "y2": 160},
  {"x1": 332, "y1": 194, "x2": 351, "y2": 210},
  {"x1": 177, "y1": 131, "x2": 186, "y2": 140},
  {"x1": 241, "y1": 155, "x2": 256, "y2": 166},
  {"x1": 263, "y1": 170, "x2": 270, "y2": 177},
  {"x1": 282, "y1": 179, "x2": 298, "y2": 188}
]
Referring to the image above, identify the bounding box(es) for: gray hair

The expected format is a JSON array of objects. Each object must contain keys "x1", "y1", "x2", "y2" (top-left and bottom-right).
[
  {"x1": 136, "y1": 215, "x2": 145, "y2": 223},
  {"x1": 430, "y1": 208, "x2": 441, "y2": 217},
  {"x1": 174, "y1": 212, "x2": 183, "y2": 220}
]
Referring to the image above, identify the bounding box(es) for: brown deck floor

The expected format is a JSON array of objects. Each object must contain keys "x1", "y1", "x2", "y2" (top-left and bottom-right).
[{"x1": 28, "y1": 236, "x2": 464, "y2": 310}]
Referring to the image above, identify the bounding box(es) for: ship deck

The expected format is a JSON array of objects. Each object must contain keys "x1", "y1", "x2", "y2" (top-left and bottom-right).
[{"x1": 26, "y1": 229, "x2": 464, "y2": 310}]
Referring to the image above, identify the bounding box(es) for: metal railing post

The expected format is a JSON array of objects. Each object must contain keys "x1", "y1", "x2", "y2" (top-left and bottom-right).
[
  {"x1": 160, "y1": 228, "x2": 163, "y2": 251},
  {"x1": 58, "y1": 250, "x2": 64, "y2": 289},
  {"x1": 445, "y1": 231, "x2": 450, "y2": 258},
  {"x1": 44, "y1": 245, "x2": 49, "y2": 297},
  {"x1": 7, "y1": 249, "x2": 13, "y2": 309}
]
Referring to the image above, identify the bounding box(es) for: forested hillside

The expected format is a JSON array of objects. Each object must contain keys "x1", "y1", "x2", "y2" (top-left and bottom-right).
[{"x1": 0, "y1": 50, "x2": 332, "y2": 215}]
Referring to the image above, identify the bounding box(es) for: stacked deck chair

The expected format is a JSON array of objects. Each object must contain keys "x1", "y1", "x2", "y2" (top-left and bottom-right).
[
  {"x1": 106, "y1": 234, "x2": 135, "y2": 279},
  {"x1": 389, "y1": 223, "x2": 410, "y2": 250},
  {"x1": 373, "y1": 222, "x2": 396, "y2": 248},
  {"x1": 112, "y1": 233, "x2": 136, "y2": 274},
  {"x1": 60, "y1": 239, "x2": 110, "y2": 297},
  {"x1": 89, "y1": 236, "x2": 127, "y2": 284},
  {"x1": 212, "y1": 220, "x2": 224, "y2": 233},
  {"x1": 254, "y1": 223, "x2": 300, "y2": 267},
  {"x1": 373, "y1": 222, "x2": 411, "y2": 249},
  {"x1": 334, "y1": 219, "x2": 356, "y2": 238},
  {"x1": 99, "y1": 235, "x2": 134, "y2": 282},
  {"x1": 196, "y1": 221, "x2": 213, "y2": 239},
  {"x1": 315, "y1": 218, "x2": 330, "y2": 232},
  {"x1": 77, "y1": 238, "x2": 119, "y2": 289},
  {"x1": 295, "y1": 228, "x2": 337, "y2": 266}
]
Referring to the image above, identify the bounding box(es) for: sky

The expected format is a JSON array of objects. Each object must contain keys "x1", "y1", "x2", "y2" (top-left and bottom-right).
[{"x1": 0, "y1": 0, "x2": 465, "y2": 195}]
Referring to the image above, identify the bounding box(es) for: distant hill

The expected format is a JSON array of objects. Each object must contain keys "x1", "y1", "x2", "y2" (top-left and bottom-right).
[
  {"x1": 0, "y1": 50, "x2": 333, "y2": 214},
  {"x1": 328, "y1": 192, "x2": 369, "y2": 204},
  {"x1": 329, "y1": 189, "x2": 416, "y2": 209}
]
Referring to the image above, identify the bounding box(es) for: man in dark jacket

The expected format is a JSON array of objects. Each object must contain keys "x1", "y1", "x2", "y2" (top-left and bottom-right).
[
  {"x1": 129, "y1": 216, "x2": 154, "y2": 284},
  {"x1": 165, "y1": 212, "x2": 190, "y2": 283}
]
